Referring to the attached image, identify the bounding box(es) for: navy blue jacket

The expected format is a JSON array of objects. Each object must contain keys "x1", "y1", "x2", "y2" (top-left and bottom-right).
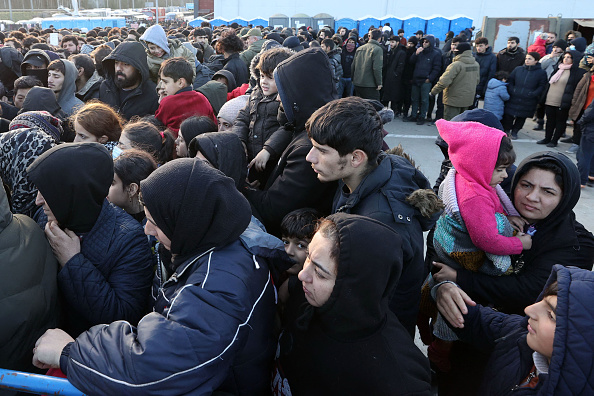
[
  {"x1": 37, "y1": 201, "x2": 153, "y2": 337},
  {"x1": 474, "y1": 47, "x2": 497, "y2": 96},
  {"x1": 578, "y1": 99, "x2": 594, "y2": 141},
  {"x1": 333, "y1": 153, "x2": 439, "y2": 336},
  {"x1": 410, "y1": 36, "x2": 442, "y2": 85},
  {"x1": 61, "y1": 220, "x2": 288, "y2": 395},
  {"x1": 454, "y1": 265, "x2": 594, "y2": 395},
  {"x1": 504, "y1": 63, "x2": 548, "y2": 118}
]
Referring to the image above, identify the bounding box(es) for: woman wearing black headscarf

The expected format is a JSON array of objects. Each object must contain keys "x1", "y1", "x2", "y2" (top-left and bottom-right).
[
  {"x1": 274, "y1": 213, "x2": 432, "y2": 395},
  {"x1": 33, "y1": 159, "x2": 291, "y2": 396}
]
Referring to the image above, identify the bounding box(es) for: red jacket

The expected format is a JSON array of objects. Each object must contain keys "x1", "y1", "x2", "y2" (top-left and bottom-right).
[
  {"x1": 527, "y1": 36, "x2": 547, "y2": 58},
  {"x1": 227, "y1": 83, "x2": 249, "y2": 101},
  {"x1": 155, "y1": 89, "x2": 216, "y2": 137}
]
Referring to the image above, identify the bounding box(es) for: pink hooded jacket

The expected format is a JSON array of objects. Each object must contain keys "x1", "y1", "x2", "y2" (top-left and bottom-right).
[{"x1": 436, "y1": 119, "x2": 523, "y2": 255}]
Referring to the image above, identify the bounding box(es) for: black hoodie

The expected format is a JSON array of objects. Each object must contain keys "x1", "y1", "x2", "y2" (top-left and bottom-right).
[
  {"x1": 274, "y1": 213, "x2": 432, "y2": 395},
  {"x1": 0, "y1": 46, "x2": 23, "y2": 98},
  {"x1": 99, "y1": 41, "x2": 159, "y2": 120},
  {"x1": 456, "y1": 151, "x2": 594, "y2": 314},
  {"x1": 27, "y1": 143, "x2": 113, "y2": 233},
  {"x1": 244, "y1": 48, "x2": 338, "y2": 236}
]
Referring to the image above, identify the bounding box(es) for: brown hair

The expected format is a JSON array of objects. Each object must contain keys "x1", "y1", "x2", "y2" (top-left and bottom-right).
[
  {"x1": 73, "y1": 101, "x2": 123, "y2": 142},
  {"x1": 47, "y1": 59, "x2": 65, "y2": 75}
]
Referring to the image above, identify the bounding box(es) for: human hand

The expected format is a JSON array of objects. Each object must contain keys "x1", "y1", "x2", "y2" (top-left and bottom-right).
[
  {"x1": 425, "y1": 78, "x2": 430, "y2": 83},
  {"x1": 249, "y1": 149, "x2": 271, "y2": 172},
  {"x1": 415, "y1": 47, "x2": 423, "y2": 55},
  {"x1": 376, "y1": 85, "x2": 383, "y2": 90},
  {"x1": 45, "y1": 221, "x2": 80, "y2": 267},
  {"x1": 247, "y1": 179, "x2": 260, "y2": 190},
  {"x1": 517, "y1": 232, "x2": 532, "y2": 250},
  {"x1": 507, "y1": 215, "x2": 528, "y2": 232},
  {"x1": 436, "y1": 283, "x2": 476, "y2": 328},
  {"x1": 433, "y1": 262, "x2": 457, "y2": 283},
  {"x1": 33, "y1": 329, "x2": 74, "y2": 370}
]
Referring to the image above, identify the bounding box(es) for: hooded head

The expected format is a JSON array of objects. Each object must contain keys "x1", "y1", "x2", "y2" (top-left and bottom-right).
[
  {"x1": 19, "y1": 86, "x2": 63, "y2": 117},
  {"x1": 27, "y1": 143, "x2": 113, "y2": 233},
  {"x1": 570, "y1": 37, "x2": 587, "y2": 53},
  {"x1": 102, "y1": 41, "x2": 150, "y2": 87},
  {"x1": 274, "y1": 48, "x2": 336, "y2": 130},
  {"x1": 188, "y1": 131, "x2": 247, "y2": 189},
  {"x1": 140, "y1": 158, "x2": 251, "y2": 267},
  {"x1": 212, "y1": 69, "x2": 237, "y2": 92},
  {"x1": 304, "y1": 213, "x2": 403, "y2": 339},
  {"x1": 52, "y1": 59, "x2": 79, "y2": 107},
  {"x1": 140, "y1": 24, "x2": 170, "y2": 56},
  {"x1": 20, "y1": 49, "x2": 51, "y2": 85},
  {"x1": 9, "y1": 111, "x2": 63, "y2": 142},
  {"x1": 0, "y1": 46, "x2": 23, "y2": 91}
]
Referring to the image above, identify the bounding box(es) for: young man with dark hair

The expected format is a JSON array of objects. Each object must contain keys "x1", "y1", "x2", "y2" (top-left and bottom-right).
[
  {"x1": 71, "y1": 54, "x2": 102, "y2": 102},
  {"x1": 155, "y1": 57, "x2": 215, "y2": 136},
  {"x1": 474, "y1": 37, "x2": 497, "y2": 104},
  {"x1": 61, "y1": 35, "x2": 79, "y2": 55},
  {"x1": 47, "y1": 59, "x2": 83, "y2": 115},
  {"x1": 13, "y1": 75, "x2": 43, "y2": 109},
  {"x1": 545, "y1": 31, "x2": 557, "y2": 54},
  {"x1": 406, "y1": 35, "x2": 441, "y2": 125},
  {"x1": 497, "y1": 36, "x2": 526, "y2": 73},
  {"x1": 321, "y1": 38, "x2": 343, "y2": 91},
  {"x1": 397, "y1": 28, "x2": 407, "y2": 46},
  {"x1": 352, "y1": 29, "x2": 384, "y2": 100},
  {"x1": 305, "y1": 96, "x2": 439, "y2": 337}
]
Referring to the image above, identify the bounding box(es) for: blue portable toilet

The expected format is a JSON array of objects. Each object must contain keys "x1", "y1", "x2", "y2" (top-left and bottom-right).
[
  {"x1": 269, "y1": 13, "x2": 289, "y2": 29},
  {"x1": 426, "y1": 16, "x2": 449, "y2": 39},
  {"x1": 230, "y1": 17, "x2": 249, "y2": 26},
  {"x1": 403, "y1": 16, "x2": 426, "y2": 38},
  {"x1": 450, "y1": 16, "x2": 473, "y2": 36},
  {"x1": 358, "y1": 16, "x2": 380, "y2": 34},
  {"x1": 188, "y1": 17, "x2": 208, "y2": 27},
  {"x1": 250, "y1": 17, "x2": 268, "y2": 27},
  {"x1": 209, "y1": 18, "x2": 229, "y2": 27},
  {"x1": 380, "y1": 15, "x2": 402, "y2": 33},
  {"x1": 335, "y1": 18, "x2": 357, "y2": 31}
]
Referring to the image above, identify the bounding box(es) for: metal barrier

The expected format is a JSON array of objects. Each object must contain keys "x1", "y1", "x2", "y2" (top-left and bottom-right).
[{"x1": 0, "y1": 369, "x2": 85, "y2": 396}]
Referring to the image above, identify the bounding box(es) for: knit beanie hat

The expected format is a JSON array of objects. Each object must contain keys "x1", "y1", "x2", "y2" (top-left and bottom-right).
[
  {"x1": 455, "y1": 42, "x2": 471, "y2": 53},
  {"x1": 408, "y1": 36, "x2": 418, "y2": 46},
  {"x1": 528, "y1": 51, "x2": 541, "y2": 61},
  {"x1": 218, "y1": 95, "x2": 249, "y2": 124},
  {"x1": 140, "y1": 24, "x2": 170, "y2": 55},
  {"x1": 552, "y1": 39, "x2": 568, "y2": 51},
  {"x1": 283, "y1": 36, "x2": 303, "y2": 52}
]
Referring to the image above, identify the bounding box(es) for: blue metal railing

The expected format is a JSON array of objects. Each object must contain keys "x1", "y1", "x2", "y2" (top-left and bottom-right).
[{"x1": 0, "y1": 369, "x2": 85, "y2": 395}]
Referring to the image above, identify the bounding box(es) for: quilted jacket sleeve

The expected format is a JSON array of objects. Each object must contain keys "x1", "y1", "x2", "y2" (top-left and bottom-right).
[
  {"x1": 232, "y1": 97, "x2": 252, "y2": 144},
  {"x1": 57, "y1": 227, "x2": 153, "y2": 327}
]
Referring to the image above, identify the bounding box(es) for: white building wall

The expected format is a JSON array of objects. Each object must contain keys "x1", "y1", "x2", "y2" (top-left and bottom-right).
[{"x1": 214, "y1": 0, "x2": 592, "y2": 29}]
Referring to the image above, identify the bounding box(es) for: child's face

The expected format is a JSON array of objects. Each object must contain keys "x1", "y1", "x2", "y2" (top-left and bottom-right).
[
  {"x1": 524, "y1": 295, "x2": 557, "y2": 360},
  {"x1": 260, "y1": 73, "x2": 278, "y2": 96},
  {"x1": 283, "y1": 236, "x2": 310, "y2": 274},
  {"x1": 175, "y1": 132, "x2": 187, "y2": 157},
  {"x1": 147, "y1": 43, "x2": 166, "y2": 58},
  {"x1": 490, "y1": 165, "x2": 508, "y2": 187},
  {"x1": 159, "y1": 73, "x2": 186, "y2": 97}
]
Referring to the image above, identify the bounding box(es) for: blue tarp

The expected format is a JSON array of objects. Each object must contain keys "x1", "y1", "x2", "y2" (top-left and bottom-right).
[
  {"x1": 403, "y1": 17, "x2": 426, "y2": 38},
  {"x1": 188, "y1": 18, "x2": 207, "y2": 27},
  {"x1": 426, "y1": 16, "x2": 450, "y2": 40},
  {"x1": 209, "y1": 18, "x2": 228, "y2": 26},
  {"x1": 250, "y1": 18, "x2": 268, "y2": 27},
  {"x1": 450, "y1": 17, "x2": 473, "y2": 36},
  {"x1": 336, "y1": 18, "x2": 357, "y2": 30},
  {"x1": 41, "y1": 17, "x2": 125, "y2": 30}
]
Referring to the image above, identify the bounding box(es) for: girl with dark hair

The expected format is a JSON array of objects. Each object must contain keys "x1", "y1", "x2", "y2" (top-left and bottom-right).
[
  {"x1": 176, "y1": 115, "x2": 217, "y2": 157},
  {"x1": 108, "y1": 149, "x2": 157, "y2": 221},
  {"x1": 118, "y1": 120, "x2": 175, "y2": 164},
  {"x1": 72, "y1": 101, "x2": 123, "y2": 152}
]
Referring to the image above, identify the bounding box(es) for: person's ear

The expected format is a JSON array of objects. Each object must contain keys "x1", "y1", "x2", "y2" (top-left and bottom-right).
[
  {"x1": 350, "y1": 149, "x2": 368, "y2": 168},
  {"x1": 77, "y1": 67, "x2": 85, "y2": 78},
  {"x1": 97, "y1": 135, "x2": 109, "y2": 144},
  {"x1": 128, "y1": 182, "x2": 139, "y2": 198}
]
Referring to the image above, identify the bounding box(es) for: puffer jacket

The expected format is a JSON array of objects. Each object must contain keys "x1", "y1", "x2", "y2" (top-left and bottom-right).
[
  {"x1": 454, "y1": 265, "x2": 594, "y2": 395},
  {"x1": 431, "y1": 50, "x2": 480, "y2": 107},
  {"x1": 61, "y1": 220, "x2": 288, "y2": 395},
  {"x1": 232, "y1": 89, "x2": 281, "y2": 161},
  {"x1": 504, "y1": 63, "x2": 548, "y2": 118},
  {"x1": 223, "y1": 52, "x2": 249, "y2": 86},
  {"x1": 145, "y1": 39, "x2": 197, "y2": 83},
  {"x1": 36, "y1": 201, "x2": 154, "y2": 337},
  {"x1": 569, "y1": 66, "x2": 594, "y2": 120},
  {"x1": 0, "y1": 183, "x2": 58, "y2": 374},
  {"x1": 333, "y1": 153, "x2": 439, "y2": 336},
  {"x1": 484, "y1": 78, "x2": 510, "y2": 120},
  {"x1": 327, "y1": 47, "x2": 343, "y2": 90},
  {"x1": 474, "y1": 46, "x2": 497, "y2": 95},
  {"x1": 527, "y1": 36, "x2": 547, "y2": 58},
  {"x1": 351, "y1": 39, "x2": 384, "y2": 88},
  {"x1": 99, "y1": 42, "x2": 159, "y2": 120},
  {"x1": 497, "y1": 47, "x2": 526, "y2": 74},
  {"x1": 410, "y1": 35, "x2": 442, "y2": 85}
]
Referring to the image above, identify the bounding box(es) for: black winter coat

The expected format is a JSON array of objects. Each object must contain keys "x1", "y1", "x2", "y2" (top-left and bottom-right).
[
  {"x1": 474, "y1": 47, "x2": 497, "y2": 96},
  {"x1": 497, "y1": 47, "x2": 526, "y2": 74},
  {"x1": 504, "y1": 63, "x2": 548, "y2": 118},
  {"x1": 222, "y1": 52, "x2": 249, "y2": 86},
  {"x1": 410, "y1": 36, "x2": 442, "y2": 85},
  {"x1": 382, "y1": 46, "x2": 406, "y2": 102},
  {"x1": 99, "y1": 42, "x2": 159, "y2": 120}
]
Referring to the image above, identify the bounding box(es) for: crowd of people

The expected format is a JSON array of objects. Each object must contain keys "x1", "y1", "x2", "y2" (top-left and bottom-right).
[{"x1": 0, "y1": 19, "x2": 593, "y2": 396}]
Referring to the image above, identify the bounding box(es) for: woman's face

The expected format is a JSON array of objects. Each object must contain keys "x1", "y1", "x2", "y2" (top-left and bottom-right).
[
  {"x1": 73, "y1": 120, "x2": 102, "y2": 143},
  {"x1": 514, "y1": 168, "x2": 563, "y2": 222},
  {"x1": 298, "y1": 232, "x2": 337, "y2": 307},
  {"x1": 525, "y1": 55, "x2": 537, "y2": 66},
  {"x1": 175, "y1": 133, "x2": 187, "y2": 157},
  {"x1": 562, "y1": 53, "x2": 573, "y2": 65},
  {"x1": 118, "y1": 132, "x2": 134, "y2": 150},
  {"x1": 144, "y1": 206, "x2": 172, "y2": 250},
  {"x1": 567, "y1": 34, "x2": 575, "y2": 41},
  {"x1": 524, "y1": 295, "x2": 557, "y2": 360}
]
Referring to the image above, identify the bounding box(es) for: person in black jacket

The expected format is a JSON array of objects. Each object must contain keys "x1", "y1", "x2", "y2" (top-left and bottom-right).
[
  {"x1": 27, "y1": 143, "x2": 154, "y2": 337},
  {"x1": 218, "y1": 30, "x2": 250, "y2": 86},
  {"x1": 497, "y1": 36, "x2": 526, "y2": 73},
  {"x1": 473, "y1": 37, "x2": 497, "y2": 104},
  {"x1": 398, "y1": 36, "x2": 419, "y2": 118},
  {"x1": 273, "y1": 213, "x2": 432, "y2": 395},
  {"x1": 381, "y1": 36, "x2": 406, "y2": 110},
  {"x1": 98, "y1": 41, "x2": 158, "y2": 120},
  {"x1": 406, "y1": 35, "x2": 442, "y2": 125},
  {"x1": 339, "y1": 36, "x2": 357, "y2": 97},
  {"x1": 243, "y1": 48, "x2": 338, "y2": 237}
]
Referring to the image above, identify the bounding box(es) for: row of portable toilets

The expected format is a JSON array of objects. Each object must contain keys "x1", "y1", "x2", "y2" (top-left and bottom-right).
[{"x1": 189, "y1": 14, "x2": 473, "y2": 41}]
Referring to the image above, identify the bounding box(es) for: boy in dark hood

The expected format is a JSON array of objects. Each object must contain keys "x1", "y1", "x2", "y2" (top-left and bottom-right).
[
  {"x1": 98, "y1": 41, "x2": 158, "y2": 120},
  {"x1": 243, "y1": 48, "x2": 338, "y2": 236}
]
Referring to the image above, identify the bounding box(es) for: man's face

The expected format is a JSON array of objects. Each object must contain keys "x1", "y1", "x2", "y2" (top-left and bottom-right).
[
  {"x1": 13, "y1": 87, "x2": 31, "y2": 109},
  {"x1": 195, "y1": 35, "x2": 208, "y2": 45},
  {"x1": 320, "y1": 43, "x2": 329, "y2": 53},
  {"x1": 507, "y1": 40, "x2": 518, "y2": 50},
  {"x1": 451, "y1": 41, "x2": 459, "y2": 51},
  {"x1": 114, "y1": 60, "x2": 140, "y2": 89},
  {"x1": 422, "y1": 40, "x2": 430, "y2": 49},
  {"x1": 318, "y1": 31, "x2": 326, "y2": 40},
  {"x1": 147, "y1": 43, "x2": 165, "y2": 58},
  {"x1": 407, "y1": 41, "x2": 416, "y2": 49},
  {"x1": 546, "y1": 33, "x2": 556, "y2": 44},
  {"x1": 398, "y1": 32, "x2": 404, "y2": 37},
  {"x1": 246, "y1": 35, "x2": 258, "y2": 46},
  {"x1": 476, "y1": 43, "x2": 487, "y2": 53},
  {"x1": 25, "y1": 63, "x2": 46, "y2": 71},
  {"x1": 416, "y1": 33, "x2": 423, "y2": 40},
  {"x1": 159, "y1": 73, "x2": 185, "y2": 96},
  {"x1": 306, "y1": 139, "x2": 351, "y2": 183},
  {"x1": 390, "y1": 39, "x2": 398, "y2": 49},
  {"x1": 62, "y1": 40, "x2": 78, "y2": 54},
  {"x1": 47, "y1": 69, "x2": 65, "y2": 92},
  {"x1": 553, "y1": 46, "x2": 564, "y2": 55}
]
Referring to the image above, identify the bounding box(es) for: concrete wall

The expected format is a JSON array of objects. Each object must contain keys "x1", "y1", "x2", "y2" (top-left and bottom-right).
[{"x1": 213, "y1": 0, "x2": 592, "y2": 30}]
